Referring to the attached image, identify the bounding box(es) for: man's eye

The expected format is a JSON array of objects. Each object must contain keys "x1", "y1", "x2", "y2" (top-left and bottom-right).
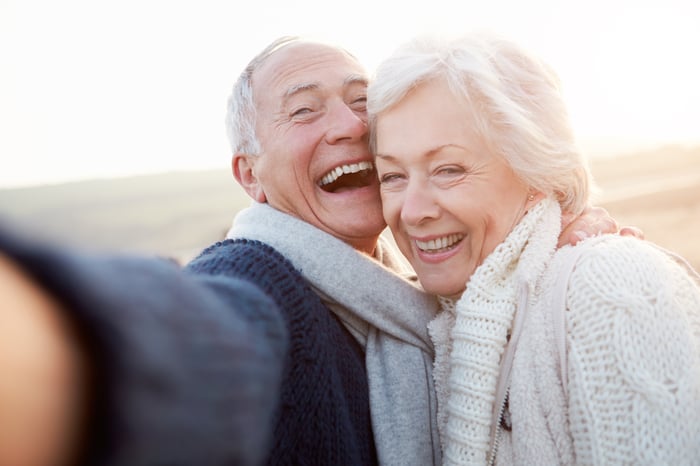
[
  {"x1": 352, "y1": 97, "x2": 367, "y2": 108},
  {"x1": 291, "y1": 107, "x2": 313, "y2": 117}
]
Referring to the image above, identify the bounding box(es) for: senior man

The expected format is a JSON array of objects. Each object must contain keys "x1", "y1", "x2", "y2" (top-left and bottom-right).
[{"x1": 0, "y1": 36, "x2": 625, "y2": 466}]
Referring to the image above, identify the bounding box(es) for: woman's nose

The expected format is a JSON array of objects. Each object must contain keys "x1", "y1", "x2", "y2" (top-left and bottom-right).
[{"x1": 400, "y1": 180, "x2": 439, "y2": 226}]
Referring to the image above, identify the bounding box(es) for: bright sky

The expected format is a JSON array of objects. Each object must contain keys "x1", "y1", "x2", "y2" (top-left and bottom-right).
[{"x1": 2, "y1": 0, "x2": 699, "y2": 188}]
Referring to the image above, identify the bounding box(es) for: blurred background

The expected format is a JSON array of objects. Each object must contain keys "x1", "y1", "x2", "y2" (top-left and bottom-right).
[{"x1": 1, "y1": 0, "x2": 699, "y2": 268}]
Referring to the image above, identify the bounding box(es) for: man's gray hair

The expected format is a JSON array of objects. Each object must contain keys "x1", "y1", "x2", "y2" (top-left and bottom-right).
[{"x1": 225, "y1": 36, "x2": 301, "y2": 156}]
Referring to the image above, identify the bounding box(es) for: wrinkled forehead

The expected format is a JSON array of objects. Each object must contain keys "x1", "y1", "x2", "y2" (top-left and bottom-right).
[{"x1": 252, "y1": 41, "x2": 368, "y2": 104}]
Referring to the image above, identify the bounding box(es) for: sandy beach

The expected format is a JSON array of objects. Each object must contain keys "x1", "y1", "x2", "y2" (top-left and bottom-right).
[{"x1": 590, "y1": 145, "x2": 700, "y2": 271}]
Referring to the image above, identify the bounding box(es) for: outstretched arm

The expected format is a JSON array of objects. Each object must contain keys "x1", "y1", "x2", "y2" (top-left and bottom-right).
[
  {"x1": 0, "y1": 226, "x2": 288, "y2": 466},
  {"x1": 0, "y1": 254, "x2": 86, "y2": 466}
]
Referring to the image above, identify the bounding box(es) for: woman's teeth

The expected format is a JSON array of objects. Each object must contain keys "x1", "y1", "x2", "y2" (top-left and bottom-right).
[{"x1": 415, "y1": 234, "x2": 464, "y2": 252}]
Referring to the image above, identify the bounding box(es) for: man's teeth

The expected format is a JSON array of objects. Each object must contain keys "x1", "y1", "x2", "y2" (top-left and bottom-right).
[
  {"x1": 319, "y1": 161, "x2": 374, "y2": 187},
  {"x1": 415, "y1": 234, "x2": 464, "y2": 252}
]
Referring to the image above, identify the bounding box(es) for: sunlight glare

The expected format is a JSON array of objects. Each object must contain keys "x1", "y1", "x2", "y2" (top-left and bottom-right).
[{"x1": 588, "y1": 5, "x2": 700, "y2": 146}]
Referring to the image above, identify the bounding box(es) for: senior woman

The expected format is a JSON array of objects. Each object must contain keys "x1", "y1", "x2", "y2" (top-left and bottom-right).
[{"x1": 367, "y1": 33, "x2": 700, "y2": 465}]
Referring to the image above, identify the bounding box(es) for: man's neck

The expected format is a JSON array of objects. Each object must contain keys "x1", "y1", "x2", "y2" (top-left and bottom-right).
[{"x1": 350, "y1": 237, "x2": 380, "y2": 257}]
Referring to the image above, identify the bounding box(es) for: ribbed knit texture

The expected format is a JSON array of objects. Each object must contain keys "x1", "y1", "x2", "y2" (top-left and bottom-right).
[
  {"x1": 554, "y1": 236, "x2": 700, "y2": 465},
  {"x1": 436, "y1": 200, "x2": 558, "y2": 466},
  {"x1": 188, "y1": 239, "x2": 378, "y2": 466},
  {"x1": 431, "y1": 198, "x2": 700, "y2": 465}
]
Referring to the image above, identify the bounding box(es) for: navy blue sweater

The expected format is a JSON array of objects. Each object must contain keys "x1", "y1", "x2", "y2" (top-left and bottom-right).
[{"x1": 188, "y1": 239, "x2": 379, "y2": 466}]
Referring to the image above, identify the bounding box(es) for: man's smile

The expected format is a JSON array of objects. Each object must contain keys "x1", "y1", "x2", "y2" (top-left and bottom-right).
[{"x1": 318, "y1": 161, "x2": 375, "y2": 193}]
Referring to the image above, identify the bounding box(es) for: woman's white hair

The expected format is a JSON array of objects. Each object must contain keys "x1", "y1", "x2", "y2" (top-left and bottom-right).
[
  {"x1": 225, "y1": 36, "x2": 301, "y2": 156},
  {"x1": 368, "y1": 33, "x2": 595, "y2": 214}
]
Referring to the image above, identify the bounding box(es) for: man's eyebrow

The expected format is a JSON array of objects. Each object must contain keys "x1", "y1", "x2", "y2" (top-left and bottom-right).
[
  {"x1": 345, "y1": 74, "x2": 369, "y2": 87},
  {"x1": 284, "y1": 82, "x2": 320, "y2": 99},
  {"x1": 282, "y1": 75, "x2": 367, "y2": 104}
]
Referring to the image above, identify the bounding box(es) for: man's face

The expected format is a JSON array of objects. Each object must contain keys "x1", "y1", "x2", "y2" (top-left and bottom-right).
[{"x1": 247, "y1": 42, "x2": 385, "y2": 254}]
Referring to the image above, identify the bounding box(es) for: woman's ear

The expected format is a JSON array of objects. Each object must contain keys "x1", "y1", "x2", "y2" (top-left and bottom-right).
[{"x1": 232, "y1": 154, "x2": 266, "y2": 203}]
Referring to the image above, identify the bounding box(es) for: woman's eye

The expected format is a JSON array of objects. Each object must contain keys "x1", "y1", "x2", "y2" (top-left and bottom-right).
[
  {"x1": 437, "y1": 165, "x2": 464, "y2": 176},
  {"x1": 379, "y1": 173, "x2": 402, "y2": 184}
]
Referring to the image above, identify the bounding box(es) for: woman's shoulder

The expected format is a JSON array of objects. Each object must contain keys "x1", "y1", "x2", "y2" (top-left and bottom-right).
[
  {"x1": 554, "y1": 237, "x2": 700, "y2": 464},
  {"x1": 548, "y1": 234, "x2": 700, "y2": 336},
  {"x1": 555, "y1": 235, "x2": 697, "y2": 294},
  {"x1": 559, "y1": 234, "x2": 700, "y2": 352}
]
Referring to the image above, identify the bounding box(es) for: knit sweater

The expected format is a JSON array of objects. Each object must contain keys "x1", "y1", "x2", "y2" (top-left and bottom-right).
[
  {"x1": 188, "y1": 239, "x2": 379, "y2": 466},
  {"x1": 226, "y1": 202, "x2": 441, "y2": 466},
  {"x1": 431, "y1": 198, "x2": 700, "y2": 465}
]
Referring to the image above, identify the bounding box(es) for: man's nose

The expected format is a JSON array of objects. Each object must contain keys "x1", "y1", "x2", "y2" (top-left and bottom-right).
[
  {"x1": 325, "y1": 101, "x2": 367, "y2": 144},
  {"x1": 400, "y1": 179, "x2": 440, "y2": 226}
]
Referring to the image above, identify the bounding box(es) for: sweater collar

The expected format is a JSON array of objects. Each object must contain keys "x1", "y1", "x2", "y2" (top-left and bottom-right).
[{"x1": 438, "y1": 198, "x2": 562, "y2": 464}]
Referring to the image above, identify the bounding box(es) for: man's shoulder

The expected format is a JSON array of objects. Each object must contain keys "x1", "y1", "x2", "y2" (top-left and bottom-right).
[
  {"x1": 185, "y1": 239, "x2": 316, "y2": 304},
  {"x1": 187, "y1": 239, "x2": 294, "y2": 273}
]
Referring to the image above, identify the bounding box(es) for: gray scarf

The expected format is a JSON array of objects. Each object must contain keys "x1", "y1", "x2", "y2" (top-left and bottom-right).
[{"x1": 227, "y1": 202, "x2": 442, "y2": 466}]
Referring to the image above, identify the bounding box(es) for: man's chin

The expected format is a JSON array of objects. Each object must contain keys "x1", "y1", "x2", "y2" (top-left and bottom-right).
[{"x1": 318, "y1": 215, "x2": 386, "y2": 254}]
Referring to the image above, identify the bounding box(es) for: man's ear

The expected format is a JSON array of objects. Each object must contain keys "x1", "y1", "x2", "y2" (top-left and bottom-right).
[{"x1": 232, "y1": 153, "x2": 266, "y2": 202}]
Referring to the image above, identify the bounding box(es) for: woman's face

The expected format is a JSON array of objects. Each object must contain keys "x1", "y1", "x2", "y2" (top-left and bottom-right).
[{"x1": 374, "y1": 79, "x2": 531, "y2": 297}]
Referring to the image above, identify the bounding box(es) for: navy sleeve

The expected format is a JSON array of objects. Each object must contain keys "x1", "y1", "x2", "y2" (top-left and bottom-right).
[{"x1": 0, "y1": 225, "x2": 287, "y2": 466}]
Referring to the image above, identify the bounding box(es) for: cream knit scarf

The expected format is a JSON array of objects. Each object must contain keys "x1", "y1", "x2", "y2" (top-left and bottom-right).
[
  {"x1": 430, "y1": 199, "x2": 561, "y2": 465},
  {"x1": 227, "y1": 202, "x2": 442, "y2": 466}
]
